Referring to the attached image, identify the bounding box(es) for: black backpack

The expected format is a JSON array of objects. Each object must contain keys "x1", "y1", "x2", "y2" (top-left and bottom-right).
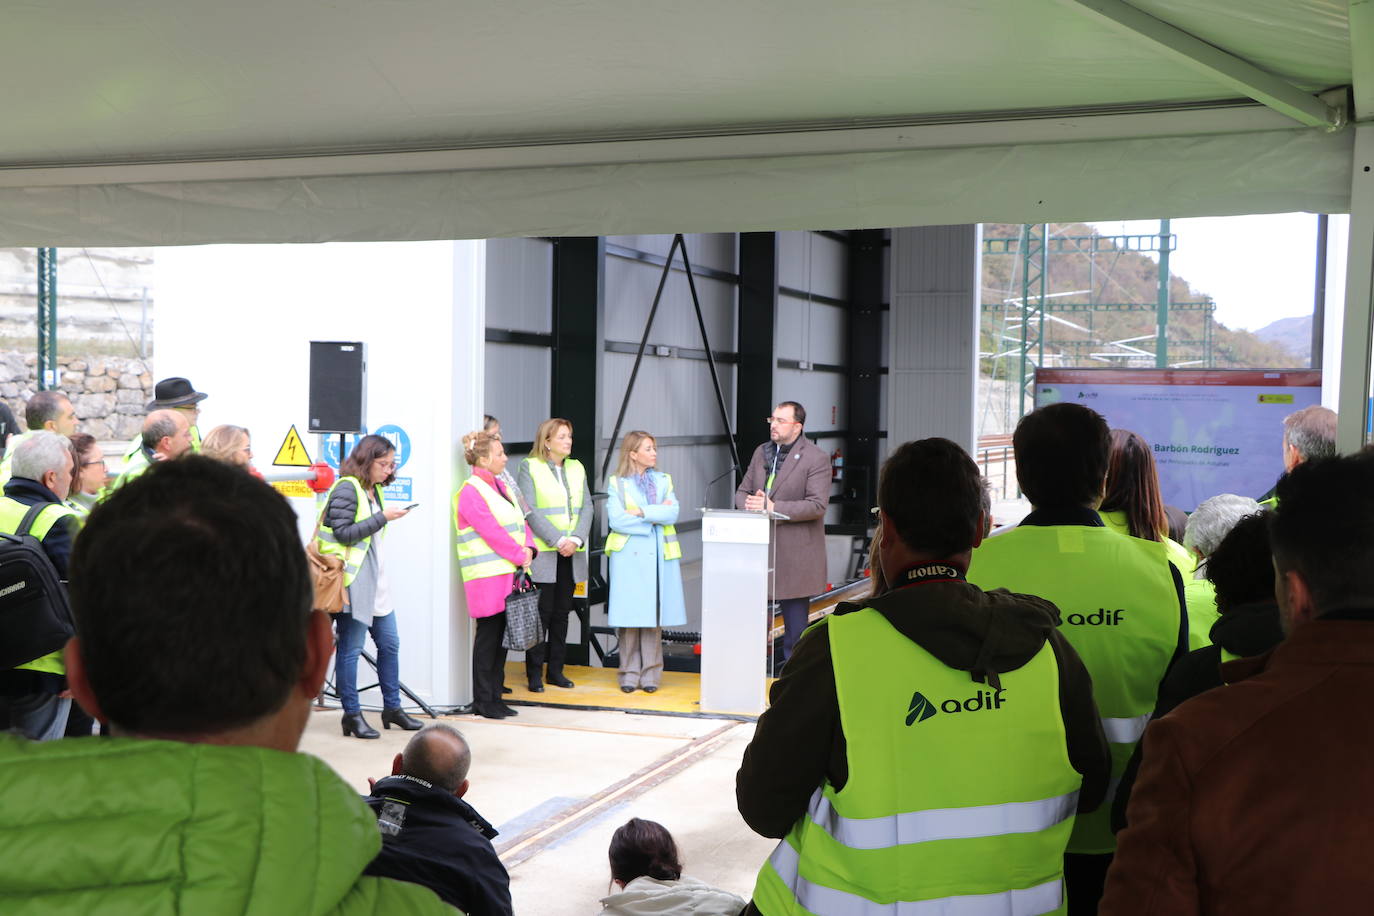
[{"x1": 0, "y1": 503, "x2": 74, "y2": 670}]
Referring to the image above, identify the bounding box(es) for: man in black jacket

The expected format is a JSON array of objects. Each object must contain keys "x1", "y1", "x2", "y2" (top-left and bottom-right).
[
  {"x1": 736, "y1": 437, "x2": 1109, "y2": 915},
  {"x1": 365, "y1": 724, "x2": 513, "y2": 916}
]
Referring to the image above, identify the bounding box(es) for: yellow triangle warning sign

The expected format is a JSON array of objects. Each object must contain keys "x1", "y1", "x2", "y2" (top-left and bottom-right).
[{"x1": 273, "y1": 425, "x2": 313, "y2": 467}]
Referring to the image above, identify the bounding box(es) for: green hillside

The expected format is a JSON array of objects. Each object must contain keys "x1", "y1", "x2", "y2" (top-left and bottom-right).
[{"x1": 980, "y1": 223, "x2": 1300, "y2": 374}]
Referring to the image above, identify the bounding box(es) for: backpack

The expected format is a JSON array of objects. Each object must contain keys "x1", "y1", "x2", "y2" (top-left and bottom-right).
[{"x1": 0, "y1": 503, "x2": 74, "y2": 669}]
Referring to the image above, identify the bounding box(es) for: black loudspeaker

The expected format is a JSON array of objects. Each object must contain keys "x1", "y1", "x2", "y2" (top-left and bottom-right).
[{"x1": 309, "y1": 341, "x2": 367, "y2": 434}]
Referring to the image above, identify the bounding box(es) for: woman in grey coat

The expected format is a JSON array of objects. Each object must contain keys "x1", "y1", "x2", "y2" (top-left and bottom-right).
[
  {"x1": 516, "y1": 417, "x2": 593, "y2": 691},
  {"x1": 319, "y1": 434, "x2": 419, "y2": 739}
]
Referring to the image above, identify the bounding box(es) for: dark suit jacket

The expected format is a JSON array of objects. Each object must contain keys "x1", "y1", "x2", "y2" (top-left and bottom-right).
[{"x1": 734, "y1": 435, "x2": 831, "y2": 599}]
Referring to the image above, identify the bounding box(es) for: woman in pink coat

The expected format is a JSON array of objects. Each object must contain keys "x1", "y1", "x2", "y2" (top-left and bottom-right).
[{"x1": 455, "y1": 430, "x2": 536, "y2": 719}]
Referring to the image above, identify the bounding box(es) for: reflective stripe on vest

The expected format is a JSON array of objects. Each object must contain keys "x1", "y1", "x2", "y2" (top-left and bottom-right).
[
  {"x1": 0, "y1": 496, "x2": 80, "y2": 675},
  {"x1": 603, "y1": 474, "x2": 681, "y2": 561},
  {"x1": 316, "y1": 478, "x2": 382, "y2": 587},
  {"x1": 753, "y1": 609, "x2": 1078, "y2": 915},
  {"x1": 967, "y1": 524, "x2": 1182, "y2": 855},
  {"x1": 523, "y1": 457, "x2": 587, "y2": 553},
  {"x1": 764, "y1": 840, "x2": 1064, "y2": 916},
  {"x1": 453, "y1": 475, "x2": 527, "y2": 582}
]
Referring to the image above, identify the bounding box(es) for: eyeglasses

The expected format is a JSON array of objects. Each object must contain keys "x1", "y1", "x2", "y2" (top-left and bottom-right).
[
  {"x1": 765, "y1": 416, "x2": 799, "y2": 426},
  {"x1": 82, "y1": 459, "x2": 106, "y2": 467},
  {"x1": 374, "y1": 459, "x2": 397, "y2": 469}
]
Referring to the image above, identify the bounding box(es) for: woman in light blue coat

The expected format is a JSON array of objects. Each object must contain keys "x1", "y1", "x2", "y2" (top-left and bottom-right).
[{"x1": 606, "y1": 431, "x2": 686, "y2": 693}]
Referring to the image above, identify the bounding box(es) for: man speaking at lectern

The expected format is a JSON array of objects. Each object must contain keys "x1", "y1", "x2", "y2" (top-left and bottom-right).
[{"x1": 735, "y1": 401, "x2": 831, "y2": 663}]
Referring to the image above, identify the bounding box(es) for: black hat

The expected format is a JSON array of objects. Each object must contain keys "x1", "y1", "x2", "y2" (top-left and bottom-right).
[{"x1": 146, "y1": 377, "x2": 208, "y2": 410}]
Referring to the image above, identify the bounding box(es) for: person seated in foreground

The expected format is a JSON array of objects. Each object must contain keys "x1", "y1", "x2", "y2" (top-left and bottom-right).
[
  {"x1": 0, "y1": 457, "x2": 451, "y2": 914},
  {"x1": 365, "y1": 724, "x2": 513, "y2": 916},
  {"x1": 598, "y1": 818, "x2": 745, "y2": 916},
  {"x1": 1102, "y1": 451, "x2": 1374, "y2": 913}
]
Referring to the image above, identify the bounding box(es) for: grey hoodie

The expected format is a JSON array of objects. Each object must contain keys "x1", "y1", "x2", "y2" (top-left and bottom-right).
[{"x1": 599, "y1": 875, "x2": 746, "y2": 916}]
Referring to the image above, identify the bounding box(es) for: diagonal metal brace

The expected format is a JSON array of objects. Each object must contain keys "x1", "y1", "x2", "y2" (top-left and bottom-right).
[{"x1": 1059, "y1": 0, "x2": 1345, "y2": 130}]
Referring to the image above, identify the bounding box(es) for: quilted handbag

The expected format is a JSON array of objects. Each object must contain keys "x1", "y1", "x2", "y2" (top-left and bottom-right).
[{"x1": 502, "y1": 570, "x2": 542, "y2": 651}]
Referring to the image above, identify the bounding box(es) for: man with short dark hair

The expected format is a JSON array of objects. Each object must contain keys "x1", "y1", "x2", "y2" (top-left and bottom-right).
[
  {"x1": 0, "y1": 431, "x2": 79, "y2": 741},
  {"x1": 109, "y1": 408, "x2": 192, "y2": 492},
  {"x1": 0, "y1": 458, "x2": 450, "y2": 913},
  {"x1": 365, "y1": 725, "x2": 513, "y2": 915},
  {"x1": 967, "y1": 402, "x2": 1187, "y2": 914},
  {"x1": 738, "y1": 438, "x2": 1108, "y2": 915},
  {"x1": 1103, "y1": 451, "x2": 1374, "y2": 913},
  {"x1": 0, "y1": 390, "x2": 78, "y2": 485},
  {"x1": 734, "y1": 400, "x2": 832, "y2": 663}
]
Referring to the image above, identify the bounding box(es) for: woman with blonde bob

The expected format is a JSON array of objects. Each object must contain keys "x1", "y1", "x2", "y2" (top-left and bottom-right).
[
  {"x1": 516, "y1": 417, "x2": 592, "y2": 692},
  {"x1": 455, "y1": 429, "x2": 536, "y2": 719},
  {"x1": 605, "y1": 431, "x2": 685, "y2": 693},
  {"x1": 201, "y1": 425, "x2": 261, "y2": 477}
]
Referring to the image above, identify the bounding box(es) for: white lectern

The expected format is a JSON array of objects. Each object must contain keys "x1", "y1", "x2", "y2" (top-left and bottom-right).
[{"x1": 700, "y1": 508, "x2": 775, "y2": 715}]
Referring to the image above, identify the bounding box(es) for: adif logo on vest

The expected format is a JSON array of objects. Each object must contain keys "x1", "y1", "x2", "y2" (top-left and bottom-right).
[
  {"x1": 1066, "y1": 608, "x2": 1125, "y2": 626},
  {"x1": 906, "y1": 688, "x2": 1006, "y2": 725}
]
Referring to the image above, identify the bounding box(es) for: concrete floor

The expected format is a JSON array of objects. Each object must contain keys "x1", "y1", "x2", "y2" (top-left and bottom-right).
[{"x1": 301, "y1": 703, "x2": 774, "y2": 915}]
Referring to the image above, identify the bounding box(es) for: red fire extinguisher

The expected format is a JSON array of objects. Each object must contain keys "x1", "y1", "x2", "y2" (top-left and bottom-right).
[{"x1": 831, "y1": 448, "x2": 844, "y2": 481}]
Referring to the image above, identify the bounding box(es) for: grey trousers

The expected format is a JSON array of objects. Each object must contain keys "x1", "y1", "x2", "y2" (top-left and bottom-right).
[{"x1": 617, "y1": 627, "x2": 664, "y2": 688}]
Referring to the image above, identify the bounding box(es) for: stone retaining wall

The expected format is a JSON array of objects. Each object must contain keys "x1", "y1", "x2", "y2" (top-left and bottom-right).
[{"x1": 0, "y1": 351, "x2": 153, "y2": 440}]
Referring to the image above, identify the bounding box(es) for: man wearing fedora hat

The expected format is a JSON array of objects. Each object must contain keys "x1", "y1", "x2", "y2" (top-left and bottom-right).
[{"x1": 121, "y1": 377, "x2": 207, "y2": 467}]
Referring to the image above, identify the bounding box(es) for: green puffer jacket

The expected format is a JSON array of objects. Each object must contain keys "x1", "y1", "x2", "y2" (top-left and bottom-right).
[{"x1": 0, "y1": 734, "x2": 458, "y2": 914}]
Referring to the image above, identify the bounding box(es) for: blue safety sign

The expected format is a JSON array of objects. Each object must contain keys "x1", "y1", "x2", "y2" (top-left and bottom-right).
[{"x1": 373, "y1": 424, "x2": 411, "y2": 471}]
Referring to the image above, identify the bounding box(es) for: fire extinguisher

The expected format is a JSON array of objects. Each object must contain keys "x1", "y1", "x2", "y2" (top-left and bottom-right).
[{"x1": 831, "y1": 448, "x2": 844, "y2": 481}]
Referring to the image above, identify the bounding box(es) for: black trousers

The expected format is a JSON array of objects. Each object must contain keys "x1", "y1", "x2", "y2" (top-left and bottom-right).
[
  {"x1": 472, "y1": 613, "x2": 508, "y2": 704},
  {"x1": 526, "y1": 554, "x2": 574, "y2": 682},
  {"x1": 1064, "y1": 852, "x2": 1112, "y2": 915}
]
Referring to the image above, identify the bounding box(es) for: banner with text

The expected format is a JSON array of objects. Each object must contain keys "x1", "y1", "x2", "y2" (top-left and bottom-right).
[{"x1": 1034, "y1": 368, "x2": 1322, "y2": 511}]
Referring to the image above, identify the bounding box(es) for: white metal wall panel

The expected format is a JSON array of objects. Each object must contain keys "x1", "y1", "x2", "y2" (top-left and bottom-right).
[
  {"x1": 485, "y1": 238, "x2": 552, "y2": 333},
  {"x1": 601, "y1": 353, "x2": 737, "y2": 440},
  {"x1": 888, "y1": 225, "x2": 980, "y2": 451},
  {"x1": 483, "y1": 343, "x2": 550, "y2": 444},
  {"x1": 603, "y1": 258, "x2": 735, "y2": 349},
  {"x1": 775, "y1": 367, "x2": 845, "y2": 435}
]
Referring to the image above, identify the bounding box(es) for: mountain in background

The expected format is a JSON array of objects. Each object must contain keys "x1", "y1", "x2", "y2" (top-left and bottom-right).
[
  {"x1": 1253, "y1": 315, "x2": 1313, "y2": 365},
  {"x1": 981, "y1": 223, "x2": 1300, "y2": 371}
]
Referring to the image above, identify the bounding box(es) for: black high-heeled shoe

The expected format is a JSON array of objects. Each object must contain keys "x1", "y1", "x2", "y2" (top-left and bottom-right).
[
  {"x1": 341, "y1": 712, "x2": 380, "y2": 739},
  {"x1": 381, "y1": 707, "x2": 422, "y2": 731}
]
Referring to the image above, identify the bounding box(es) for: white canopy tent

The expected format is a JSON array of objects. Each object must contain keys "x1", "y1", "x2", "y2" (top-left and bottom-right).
[{"x1": 1, "y1": 0, "x2": 1371, "y2": 439}]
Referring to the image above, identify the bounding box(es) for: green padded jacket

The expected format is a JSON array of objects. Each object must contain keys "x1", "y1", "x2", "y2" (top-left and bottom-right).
[{"x1": 0, "y1": 734, "x2": 457, "y2": 914}]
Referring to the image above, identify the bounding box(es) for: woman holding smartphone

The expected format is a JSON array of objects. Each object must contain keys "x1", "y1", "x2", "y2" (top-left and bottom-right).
[{"x1": 317, "y1": 434, "x2": 420, "y2": 739}]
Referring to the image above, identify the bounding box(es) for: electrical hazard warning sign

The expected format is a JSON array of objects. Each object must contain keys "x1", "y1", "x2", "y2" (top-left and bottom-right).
[{"x1": 272, "y1": 425, "x2": 316, "y2": 499}]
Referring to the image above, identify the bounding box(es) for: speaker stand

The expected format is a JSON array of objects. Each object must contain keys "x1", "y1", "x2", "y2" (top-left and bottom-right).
[{"x1": 319, "y1": 648, "x2": 439, "y2": 720}]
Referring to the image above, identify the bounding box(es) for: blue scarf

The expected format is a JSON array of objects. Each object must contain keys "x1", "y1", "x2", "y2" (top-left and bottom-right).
[{"x1": 633, "y1": 470, "x2": 657, "y2": 506}]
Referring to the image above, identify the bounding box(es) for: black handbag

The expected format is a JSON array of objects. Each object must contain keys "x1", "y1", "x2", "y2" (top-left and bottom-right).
[{"x1": 502, "y1": 570, "x2": 542, "y2": 651}]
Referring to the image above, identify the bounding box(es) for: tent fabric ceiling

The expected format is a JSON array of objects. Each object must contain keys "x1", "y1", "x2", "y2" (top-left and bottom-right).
[{"x1": 0, "y1": 0, "x2": 1358, "y2": 245}]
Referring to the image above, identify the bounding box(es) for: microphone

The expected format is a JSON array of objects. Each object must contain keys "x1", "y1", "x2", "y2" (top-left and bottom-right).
[{"x1": 706, "y1": 464, "x2": 740, "y2": 491}]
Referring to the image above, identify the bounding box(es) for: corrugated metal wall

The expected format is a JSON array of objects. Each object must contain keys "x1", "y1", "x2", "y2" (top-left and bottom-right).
[{"x1": 484, "y1": 229, "x2": 888, "y2": 643}]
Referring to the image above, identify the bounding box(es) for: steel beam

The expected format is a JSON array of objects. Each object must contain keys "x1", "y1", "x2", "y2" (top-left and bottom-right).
[
  {"x1": 36, "y1": 248, "x2": 56, "y2": 390},
  {"x1": 0, "y1": 102, "x2": 1312, "y2": 189},
  {"x1": 736, "y1": 233, "x2": 778, "y2": 481},
  {"x1": 1352, "y1": 0, "x2": 1374, "y2": 122},
  {"x1": 845, "y1": 230, "x2": 884, "y2": 525},
  {"x1": 550, "y1": 237, "x2": 605, "y2": 664},
  {"x1": 1336, "y1": 125, "x2": 1374, "y2": 452},
  {"x1": 1060, "y1": 0, "x2": 1343, "y2": 130},
  {"x1": 1156, "y1": 218, "x2": 1171, "y2": 368}
]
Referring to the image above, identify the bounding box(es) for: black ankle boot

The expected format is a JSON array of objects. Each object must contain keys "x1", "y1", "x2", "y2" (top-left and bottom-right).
[
  {"x1": 341, "y1": 712, "x2": 379, "y2": 739},
  {"x1": 381, "y1": 708, "x2": 422, "y2": 731}
]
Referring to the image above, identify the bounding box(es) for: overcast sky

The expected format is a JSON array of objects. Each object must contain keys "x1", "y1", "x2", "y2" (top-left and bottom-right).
[{"x1": 1087, "y1": 213, "x2": 1332, "y2": 333}]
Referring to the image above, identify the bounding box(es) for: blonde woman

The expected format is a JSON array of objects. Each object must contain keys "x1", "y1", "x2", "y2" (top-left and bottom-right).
[
  {"x1": 455, "y1": 430, "x2": 535, "y2": 719},
  {"x1": 605, "y1": 431, "x2": 685, "y2": 693},
  {"x1": 201, "y1": 425, "x2": 259, "y2": 476},
  {"x1": 515, "y1": 418, "x2": 591, "y2": 691}
]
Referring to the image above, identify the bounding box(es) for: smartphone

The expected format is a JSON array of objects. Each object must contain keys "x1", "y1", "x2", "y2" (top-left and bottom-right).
[{"x1": 403, "y1": 503, "x2": 420, "y2": 511}]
